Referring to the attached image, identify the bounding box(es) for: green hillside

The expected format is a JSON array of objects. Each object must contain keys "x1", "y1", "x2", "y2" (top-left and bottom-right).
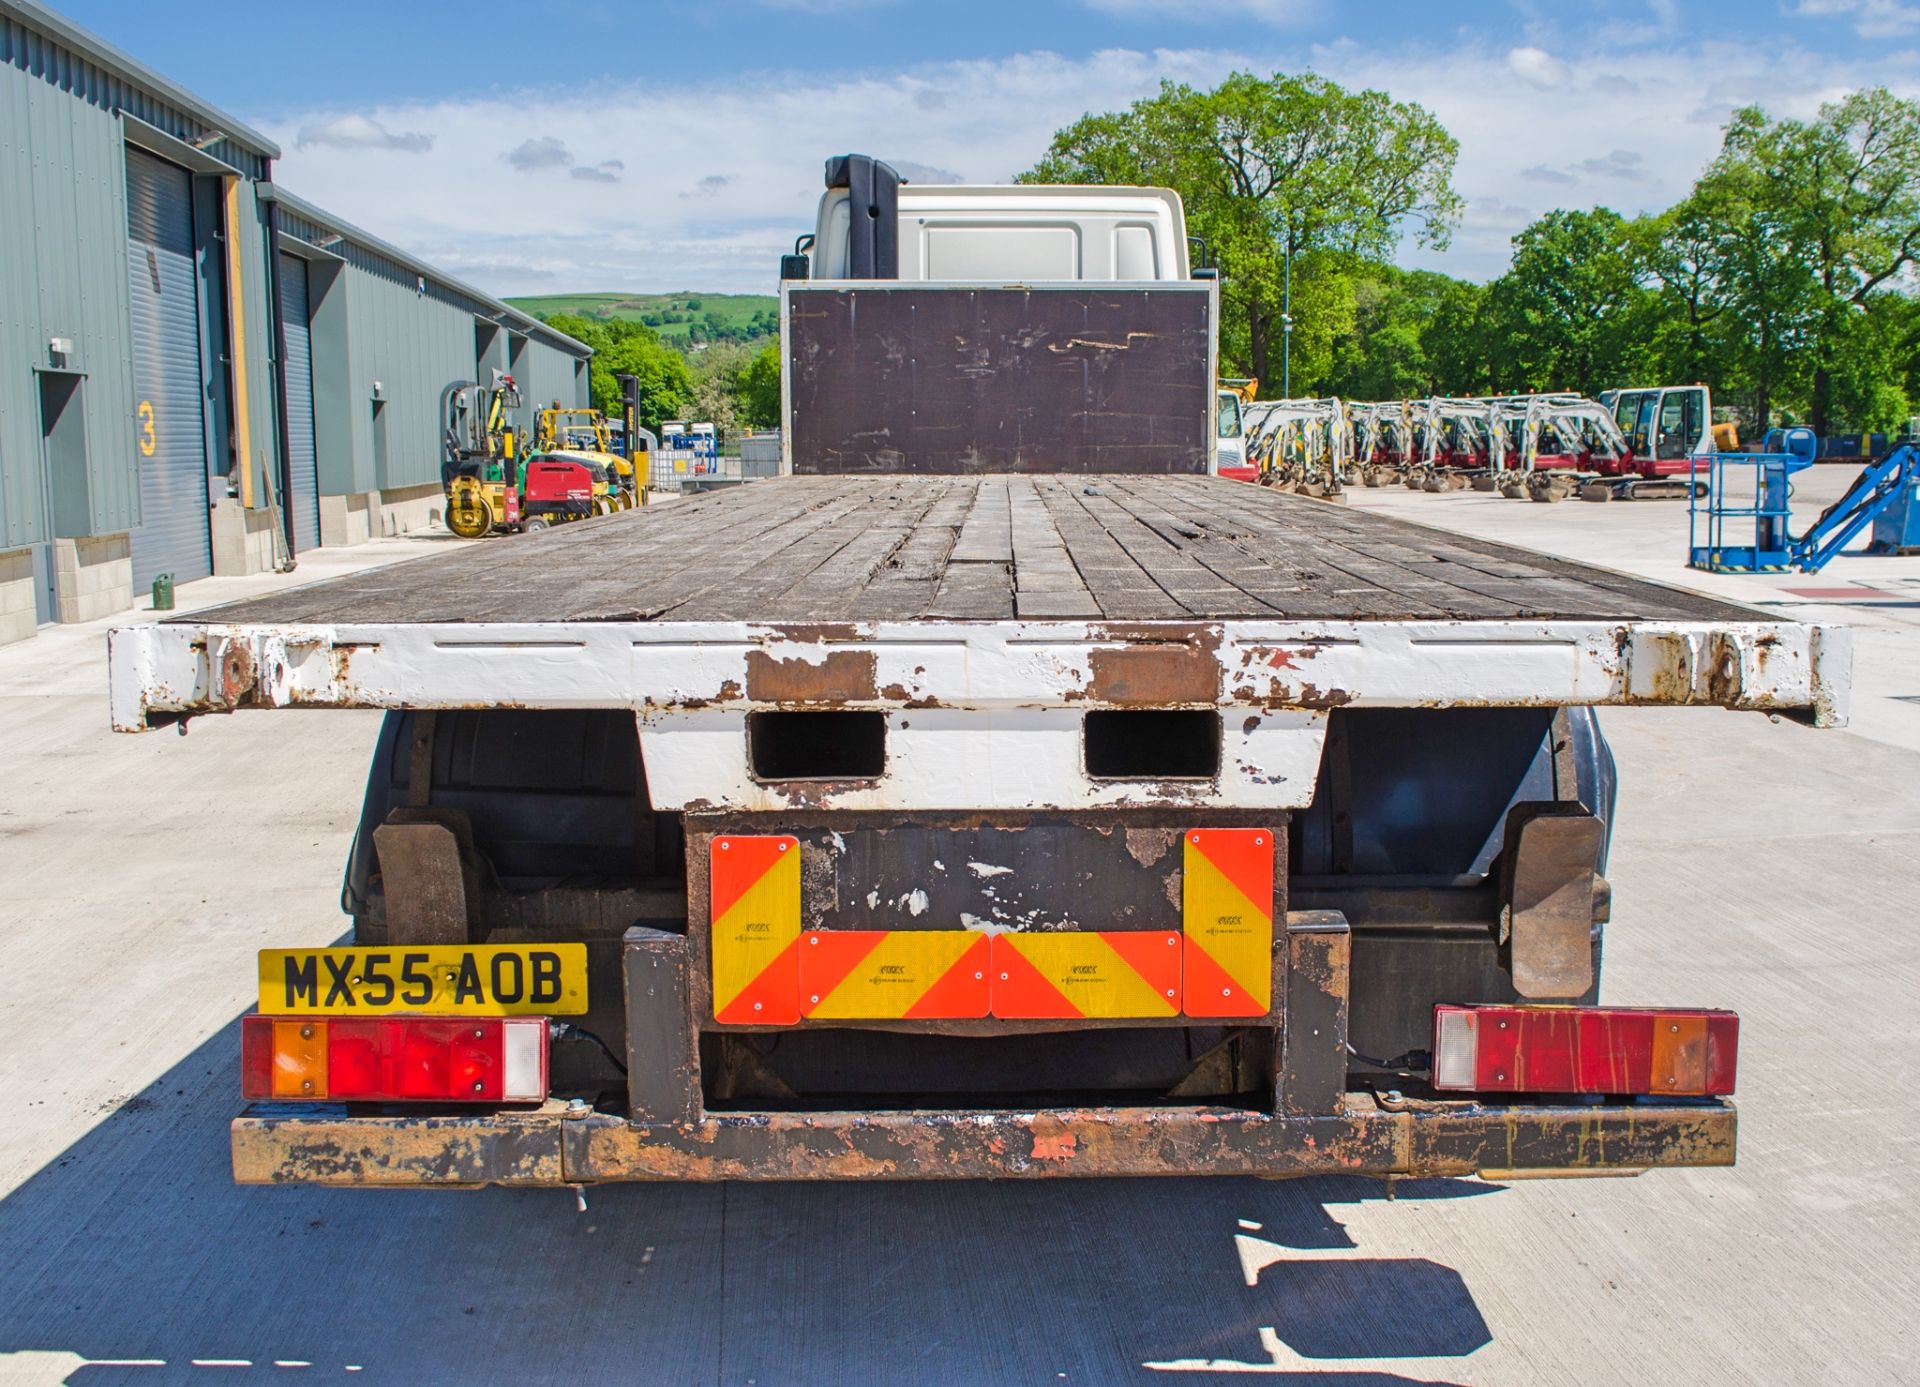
[{"x1": 506, "y1": 292, "x2": 776, "y2": 347}]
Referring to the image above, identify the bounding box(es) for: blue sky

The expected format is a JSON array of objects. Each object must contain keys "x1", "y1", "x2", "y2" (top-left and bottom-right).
[{"x1": 56, "y1": 0, "x2": 1920, "y2": 295}]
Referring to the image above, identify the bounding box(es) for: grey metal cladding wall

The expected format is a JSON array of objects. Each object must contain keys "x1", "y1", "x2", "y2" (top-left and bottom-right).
[
  {"x1": 0, "y1": 54, "x2": 47, "y2": 550},
  {"x1": 520, "y1": 338, "x2": 588, "y2": 416},
  {"x1": 270, "y1": 200, "x2": 591, "y2": 497},
  {"x1": 339, "y1": 252, "x2": 481, "y2": 495},
  {"x1": 0, "y1": 34, "x2": 140, "y2": 549},
  {"x1": 0, "y1": 15, "x2": 268, "y2": 180}
]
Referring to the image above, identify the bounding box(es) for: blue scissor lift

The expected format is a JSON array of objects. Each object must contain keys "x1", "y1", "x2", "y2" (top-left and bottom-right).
[{"x1": 1689, "y1": 427, "x2": 1920, "y2": 574}]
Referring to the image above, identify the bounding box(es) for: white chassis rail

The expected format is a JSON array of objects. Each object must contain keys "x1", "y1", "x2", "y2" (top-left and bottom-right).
[{"x1": 108, "y1": 618, "x2": 1850, "y2": 813}]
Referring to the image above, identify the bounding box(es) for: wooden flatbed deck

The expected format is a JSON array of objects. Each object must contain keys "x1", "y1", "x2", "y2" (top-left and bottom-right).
[{"x1": 188, "y1": 474, "x2": 1755, "y2": 627}]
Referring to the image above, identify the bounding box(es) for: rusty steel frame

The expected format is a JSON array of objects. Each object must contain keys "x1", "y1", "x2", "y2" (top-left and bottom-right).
[
  {"x1": 115, "y1": 617, "x2": 1848, "y2": 818},
  {"x1": 112, "y1": 617, "x2": 1851, "y2": 731},
  {"x1": 229, "y1": 1095, "x2": 1735, "y2": 1186}
]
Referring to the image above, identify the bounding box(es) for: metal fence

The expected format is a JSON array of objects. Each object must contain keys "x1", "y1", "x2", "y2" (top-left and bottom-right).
[{"x1": 647, "y1": 432, "x2": 781, "y2": 493}]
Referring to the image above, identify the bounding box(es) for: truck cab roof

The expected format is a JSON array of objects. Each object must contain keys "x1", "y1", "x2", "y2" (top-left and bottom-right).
[{"x1": 812, "y1": 181, "x2": 1190, "y2": 282}]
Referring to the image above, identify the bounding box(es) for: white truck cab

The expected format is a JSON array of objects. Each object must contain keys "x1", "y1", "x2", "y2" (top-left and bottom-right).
[{"x1": 810, "y1": 182, "x2": 1190, "y2": 282}]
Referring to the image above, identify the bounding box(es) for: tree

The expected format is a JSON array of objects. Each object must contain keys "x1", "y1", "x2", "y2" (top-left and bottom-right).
[
  {"x1": 737, "y1": 342, "x2": 782, "y2": 430},
  {"x1": 1482, "y1": 209, "x2": 1650, "y2": 395},
  {"x1": 1322, "y1": 265, "x2": 1489, "y2": 399},
  {"x1": 1023, "y1": 71, "x2": 1461, "y2": 391},
  {"x1": 1708, "y1": 90, "x2": 1920, "y2": 434},
  {"x1": 1825, "y1": 293, "x2": 1916, "y2": 433},
  {"x1": 693, "y1": 371, "x2": 739, "y2": 441},
  {"x1": 540, "y1": 312, "x2": 694, "y2": 435},
  {"x1": 1686, "y1": 127, "x2": 1820, "y2": 430},
  {"x1": 1639, "y1": 201, "x2": 1729, "y2": 391},
  {"x1": 1421, "y1": 275, "x2": 1486, "y2": 396}
]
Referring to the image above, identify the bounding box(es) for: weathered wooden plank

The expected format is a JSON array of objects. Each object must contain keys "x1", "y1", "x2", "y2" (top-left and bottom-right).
[
  {"x1": 1146, "y1": 478, "x2": 1495, "y2": 619},
  {"x1": 849, "y1": 481, "x2": 970, "y2": 619},
  {"x1": 772, "y1": 482, "x2": 957, "y2": 620},
  {"x1": 927, "y1": 561, "x2": 1014, "y2": 619},
  {"x1": 1008, "y1": 476, "x2": 1100, "y2": 618},
  {"x1": 184, "y1": 474, "x2": 1767, "y2": 628},
  {"x1": 1101, "y1": 478, "x2": 1405, "y2": 620},
  {"x1": 1071, "y1": 483, "x2": 1278, "y2": 618},
  {"x1": 643, "y1": 481, "x2": 898, "y2": 621},
  {"x1": 1031, "y1": 476, "x2": 1187, "y2": 620},
  {"x1": 664, "y1": 480, "x2": 908, "y2": 620},
  {"x1": 556, "y1": 484, "x2": 848, "y2": 621},
  {"x1": 951, "y1": 477, "x2": 1013, "y2": 562}
]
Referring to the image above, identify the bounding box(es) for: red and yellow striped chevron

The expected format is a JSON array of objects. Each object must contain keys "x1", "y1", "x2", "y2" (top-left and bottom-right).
[
  {"x1": 709, "y1": 827, "x2": 1275, "y2": 1024},
  {"x1": 710, "y1": 835, "x2": 800, "y2": 1024},
  {"x1": 1181, "y1": 828, "x2": 1275, "y2": 1017},
  {"x1": 990, "y1": 931, "x2": 1182, "y2": 1019},
  {"x1": 800, "y1": 930, "x2": 991, "y2": 1019}
]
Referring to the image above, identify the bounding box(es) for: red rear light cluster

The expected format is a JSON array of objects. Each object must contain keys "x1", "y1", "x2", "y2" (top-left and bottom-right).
[
  {"x1": 1431, "y1": 1005, "x2": 1737, "y2": 1096},
  {"x1": 242, "y1": 1016, "x2": 548, "y2": 1103}
]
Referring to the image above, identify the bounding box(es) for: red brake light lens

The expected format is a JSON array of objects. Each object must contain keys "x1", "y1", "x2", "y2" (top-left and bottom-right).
[
  {"x1": 242, "y1": 1016, "x2": 548, "y2": 1103},
  {"x1": 1431, "y1": 1005, "x2": 1737, "y2": 1096}
]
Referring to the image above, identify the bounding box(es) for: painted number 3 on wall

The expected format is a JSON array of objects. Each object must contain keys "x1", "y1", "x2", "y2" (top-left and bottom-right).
[{"x1": 137, "y1": 400, "x2": 156, "y2": 457}]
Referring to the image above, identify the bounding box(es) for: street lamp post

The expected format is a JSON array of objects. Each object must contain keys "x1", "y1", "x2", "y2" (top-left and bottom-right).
[{"x1": 1281, "y1": 241, "x2": 1293, "y2": 399}]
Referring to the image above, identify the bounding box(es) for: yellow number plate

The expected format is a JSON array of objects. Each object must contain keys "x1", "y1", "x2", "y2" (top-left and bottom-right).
[{"x1": 258, "y1": 944, "x2": 589, "y2": 1016}]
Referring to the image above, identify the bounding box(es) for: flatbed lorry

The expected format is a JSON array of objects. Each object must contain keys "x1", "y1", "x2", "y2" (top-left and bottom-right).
[{"x1": 107, "y1": 159, "x2": 1849, "y2": 1188}]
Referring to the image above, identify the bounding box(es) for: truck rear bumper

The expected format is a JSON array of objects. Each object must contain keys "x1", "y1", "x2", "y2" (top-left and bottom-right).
[{"x1": 230, "y1": 1094, "x2": 1734, "y2": 1187}]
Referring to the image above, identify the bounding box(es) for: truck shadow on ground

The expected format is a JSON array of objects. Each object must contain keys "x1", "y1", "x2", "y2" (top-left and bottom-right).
[{"x1": 0, "y1": 1021, "x2": 1499, "y2": 1386}]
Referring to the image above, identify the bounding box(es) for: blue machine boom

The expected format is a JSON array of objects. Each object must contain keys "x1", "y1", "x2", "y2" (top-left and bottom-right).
[{"x1": 1689, "y1": 429, "x2": 1920, "y2": 573}]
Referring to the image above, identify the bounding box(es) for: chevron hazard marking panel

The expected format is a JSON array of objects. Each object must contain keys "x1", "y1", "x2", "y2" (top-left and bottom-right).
[
  {"x1": 1183, "y1": 828, "x2": 1275, "y2": 1017},
  {"x1": 801, "y1": 930, "x2": 991, "y2": 1019},
  {"x1": 710, "y1": 836, "x2": 800, "y2": 1024},
  {"x1": 990, "y1": 932, "x2": 1181, "y2": 1019}
]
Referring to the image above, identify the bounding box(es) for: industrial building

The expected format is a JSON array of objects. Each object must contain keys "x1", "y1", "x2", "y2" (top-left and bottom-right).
[{"x1": 0, "y1": 0, "x2": 591, "y2": 644}]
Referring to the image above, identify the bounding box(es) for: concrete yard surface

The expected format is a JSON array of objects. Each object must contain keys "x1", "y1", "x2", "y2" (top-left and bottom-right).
[{"x1": 0, "y1": 502, "x2": 1916, "y2": 1384}]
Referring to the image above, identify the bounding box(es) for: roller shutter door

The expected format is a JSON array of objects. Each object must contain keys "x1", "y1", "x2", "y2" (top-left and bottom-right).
[
  {"x1": 125, "y1": 147, "x2": 211, "y2": 589},
  {"x1": 278, "y1": 253, "x2": 321, "y2": 551}
]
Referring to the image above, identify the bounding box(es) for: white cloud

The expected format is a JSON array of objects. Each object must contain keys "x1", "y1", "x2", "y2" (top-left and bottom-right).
[
  {"x1": 1792, "y1": 0, "x2": 1920, "y2": 37},
  {"x1": 1083, "y1": 0, "x2": 1315, "y2": 21},
  {"x1": 1464, "y1": 197, "x2": 1536, "y2": 226},
  {"x1": 505, "y1": 136, "x2": 573, "y2": 172},
  {"x1": 1313, "y1": 36, "x2": 1918, "y2": 279},
  {"x1": 294, "y1": 114, "x2": 431, "y2": 153},
  {"x1": 262, "y1": 48, "x2": 1234, "y2": 296},
  {"x1": 260, "y1": 40, "x2": 1920, "y2": 295},
  {"x1": 1505, "y1": 46, "x2": 1571, "y2": 87},
  {"x1": 1523, "y1": 148, "x2": 1645, "y2": 185},
  {"x1": 1520, "y1": 163, "x2": 1578, "y2": 185},
  {"x1": 680, "y1": 174, "x2": 738, "y2": 199},
  {"x1": 1576, "y1": 148, "x2": 1647, "y2": 179}
]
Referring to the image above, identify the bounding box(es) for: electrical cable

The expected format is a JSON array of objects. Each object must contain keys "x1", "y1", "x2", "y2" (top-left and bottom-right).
[
  {"x1": 1346, "y1": 1043, "x2": 1430, "y2": 1074},
  {"x1": 549, "y1": 1022, "x2": 628, "y2": 1076}
]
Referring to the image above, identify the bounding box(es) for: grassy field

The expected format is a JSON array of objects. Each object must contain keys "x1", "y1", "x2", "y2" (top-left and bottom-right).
[{"x1": 506, "y1": 292, "x2": 777, "y2": 345}]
